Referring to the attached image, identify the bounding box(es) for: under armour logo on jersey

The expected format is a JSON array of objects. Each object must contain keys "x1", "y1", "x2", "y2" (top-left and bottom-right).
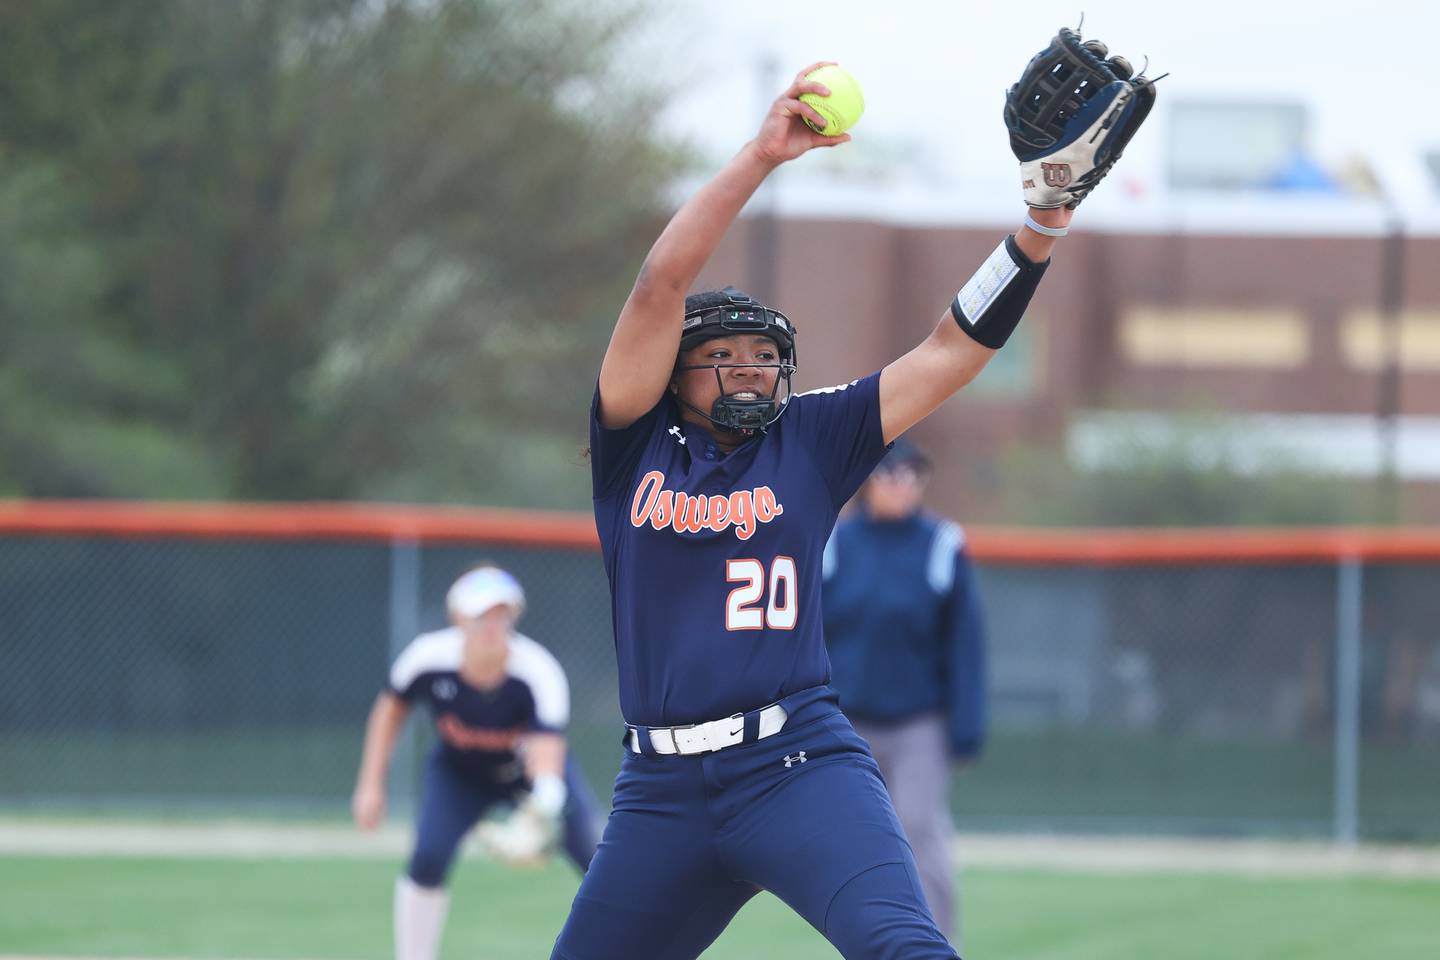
[
  {"x1": 783, "y1": 751, "x2": 807, "y2": 768},
  {"x1": 667, "y1": 425, "x2": 687, "y2": 445},
  {"x1": 433, "y1": 679, "x2": 458, "y2": 700}
]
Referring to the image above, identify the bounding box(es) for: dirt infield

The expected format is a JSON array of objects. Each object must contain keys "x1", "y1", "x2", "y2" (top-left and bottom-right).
[
  {"x1": 957, "y1": 833, "x2": 1440, "y2": 878},
  {"x1": 3, "y1": 818, "x2": 1439, "y2": 877}
]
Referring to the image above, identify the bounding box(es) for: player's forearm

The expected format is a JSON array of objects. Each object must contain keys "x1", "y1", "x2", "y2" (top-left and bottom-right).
[
  {"x1": 522, "y1": 732, "x2": 566, "y2": 781},
  {"x1": 520, "y1": 733, "x2": 568, "y2": 820},
  {"x1": 597, "y1": 144, "x2": 783, "y2": 425},
  {"x1": 635, "y1": 144, "x2": 779, "y2": 298},
  {"x1": 355, "y1": 694, "x2": 406, "y2": 788},
  {"x1": 355, "y1": 731, "x2": 395, "y2": 789},
  {"x1": 879, "y1": 208, "x2": 1067, "y2": 441}
]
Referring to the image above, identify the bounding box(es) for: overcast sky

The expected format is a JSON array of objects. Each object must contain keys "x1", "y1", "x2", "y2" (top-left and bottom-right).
[{"x1": 628, "y1": 0, "x2": 1437, "y2": 222}]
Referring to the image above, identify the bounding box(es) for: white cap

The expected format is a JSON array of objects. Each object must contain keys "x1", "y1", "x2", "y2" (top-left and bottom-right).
[{"x1": 446, "y1": 567, "x2": 526, "y2": 620}]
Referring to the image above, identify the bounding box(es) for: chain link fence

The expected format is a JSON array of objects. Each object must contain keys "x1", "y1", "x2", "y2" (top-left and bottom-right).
[
  {"x1": 3, "y1": 520, "x2": 1438, "y2": 841},
  {"x1": 969, "y1": 561, "x2": 1440, "y2": 840}
]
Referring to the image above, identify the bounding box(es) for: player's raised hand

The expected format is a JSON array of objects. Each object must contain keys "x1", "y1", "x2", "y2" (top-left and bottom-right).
[
  {"x1": 351, "y1": 781, "x2": 386, "y2": 830},
  {"x1": 1005, "y1": 27, "x2": 1158, "y2": 208},
  {"x1": 750, "y1": 62, "x2": 852, "y2": 165}
]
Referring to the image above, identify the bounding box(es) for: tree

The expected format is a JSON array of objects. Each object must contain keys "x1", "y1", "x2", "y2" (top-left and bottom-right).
[{"x1": 0, "y1": 0, "x2": 685, "y2": 505}]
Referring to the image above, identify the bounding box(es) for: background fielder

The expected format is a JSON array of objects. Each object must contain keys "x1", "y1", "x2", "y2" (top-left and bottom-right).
[{"x1": 352, "y1": 565, "x2": 600, "y2": 960}]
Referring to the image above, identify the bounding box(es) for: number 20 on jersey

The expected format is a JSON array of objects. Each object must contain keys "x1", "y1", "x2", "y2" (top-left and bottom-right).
[{"x1": 725, "y1": 557, "x2": 797, "y2": 631}]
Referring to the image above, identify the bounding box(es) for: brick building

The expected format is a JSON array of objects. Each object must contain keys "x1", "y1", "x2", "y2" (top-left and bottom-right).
[{"x1": 695, "y1": 208, "x2": 1440, "y2": 523}]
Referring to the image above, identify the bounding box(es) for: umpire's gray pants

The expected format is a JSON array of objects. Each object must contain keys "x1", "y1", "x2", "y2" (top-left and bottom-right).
[{"x1": 851, "y1": 713, "x2": 959, "y2": 944}]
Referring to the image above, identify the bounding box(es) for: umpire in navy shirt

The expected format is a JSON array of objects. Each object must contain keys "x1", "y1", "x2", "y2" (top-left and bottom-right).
[{"x1": 821, "y1": 437, "x2": 986, "y2": 943}]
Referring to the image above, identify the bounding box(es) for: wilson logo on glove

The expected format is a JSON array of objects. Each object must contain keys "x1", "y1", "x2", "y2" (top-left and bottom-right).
[{"x1": 1041, "y1": 162, "x2": 1072, "y2": 188}]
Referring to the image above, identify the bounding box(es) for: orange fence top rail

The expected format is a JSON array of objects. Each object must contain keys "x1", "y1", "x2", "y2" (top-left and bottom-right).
[
  {"x1": 2, "y1": 500, "x2": 1439, "y2": 563},
  {"x1": 962, "y1": 526, "x2": 1440, "y2": 564},
  {"x1": 0, "y1": 500, "x2": 601, "y2": 549}
]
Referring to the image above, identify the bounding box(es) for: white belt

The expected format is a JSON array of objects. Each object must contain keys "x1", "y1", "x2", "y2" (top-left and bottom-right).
[{"x1": 628, "y1": 703, "x2": 788, "y2": 756}]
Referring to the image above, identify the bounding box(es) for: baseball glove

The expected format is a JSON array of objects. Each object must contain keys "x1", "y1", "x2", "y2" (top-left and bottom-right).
[
  {"x1": 1005, "y1": 28, "x2": 1157, "y2": 208},
  {"x1": 475, "y1": 797, "x2": 559, "y2": 868}
]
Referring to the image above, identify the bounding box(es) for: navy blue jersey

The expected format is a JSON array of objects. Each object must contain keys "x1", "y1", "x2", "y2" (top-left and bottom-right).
[
  {"x1": 590, "y1": 373, "x2": 889, "y2": 726},
  {"x1": 388, "y1": 627, "x2": 569, "y2": 779}
]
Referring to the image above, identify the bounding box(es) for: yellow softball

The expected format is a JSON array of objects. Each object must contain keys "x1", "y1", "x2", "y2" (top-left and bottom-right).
[{"x1": 799, "y1": 64, "x2": 865, "y2": 137}]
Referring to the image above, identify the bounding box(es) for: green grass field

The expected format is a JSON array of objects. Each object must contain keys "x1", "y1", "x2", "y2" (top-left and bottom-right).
[
  {"x1": 5, "y1": 855, "x2": 1439, "y2": 960},
  {"x1": 8, "y1": 727, "x2": 1440, "y2": 839}
]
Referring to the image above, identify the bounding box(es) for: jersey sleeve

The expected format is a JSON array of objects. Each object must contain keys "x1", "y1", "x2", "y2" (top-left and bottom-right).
[
  {"x1": 589, "y1": 382, "x2": 665, "y2": 499},
  {"x1": 386, "y1": 629, "x2": 462, "y2": 702},
  {"x1": 387, "y1": 636, "x2": 437, "y2": 701},
  {"x1": 509, "y1": 636, "x2": 571, "y2": 732},
  {"x1": 786, "y1": 371, "x2": 890, "y2": 508}
]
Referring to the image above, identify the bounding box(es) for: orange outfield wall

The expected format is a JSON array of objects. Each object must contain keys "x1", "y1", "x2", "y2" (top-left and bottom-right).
[{"x1": 2, "y1": 500, "x2": 1439, "y2": 565}]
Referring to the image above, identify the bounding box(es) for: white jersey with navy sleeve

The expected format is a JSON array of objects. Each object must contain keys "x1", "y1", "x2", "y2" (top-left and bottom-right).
[
  {"x1": 388, "y1": 627, "x2": 570, "y2": 778},
  {"x1": 590, "y1": 372, "x2": 890, "y2": 726}
]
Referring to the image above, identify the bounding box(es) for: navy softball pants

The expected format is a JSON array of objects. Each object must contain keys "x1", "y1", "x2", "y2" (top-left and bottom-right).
[
  {"x1": 549, "y1": 694, "x2": 958, "y2": 959},
  {"x1": 407, "y1": 751, "x2": 600, "y2": 887}
]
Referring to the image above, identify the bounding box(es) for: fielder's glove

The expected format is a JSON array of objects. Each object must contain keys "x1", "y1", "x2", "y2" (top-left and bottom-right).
[
  {"x1": 475, "y1": 795, "x2": 559, "y2": 868},
  {"x1": 1005, "y1": 27, "x2": 1158, "y2": 209}
]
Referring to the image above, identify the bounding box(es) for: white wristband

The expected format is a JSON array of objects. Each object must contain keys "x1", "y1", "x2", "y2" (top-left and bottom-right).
[
  {"x1": 1024, "y1": 212, "x2": 1069, "y2": 237},
  {"x1": 528, "y1": 774, "x2": 567, "y2": 818}
]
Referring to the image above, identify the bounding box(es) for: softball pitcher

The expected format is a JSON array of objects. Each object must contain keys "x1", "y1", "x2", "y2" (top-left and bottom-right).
[{"x1": 552, "y1": 30, "x2": 1155, "y2": 960}]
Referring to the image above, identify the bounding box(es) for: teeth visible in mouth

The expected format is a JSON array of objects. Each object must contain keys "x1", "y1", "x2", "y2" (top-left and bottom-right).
[{"x1": 731, "y1": 392, "x2": 760, "y2": 400}]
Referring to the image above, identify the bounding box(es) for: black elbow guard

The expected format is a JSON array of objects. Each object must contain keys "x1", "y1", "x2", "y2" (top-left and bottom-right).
[{"x1": 949, "y1": 235, "x2": 1049, "y2": 349}]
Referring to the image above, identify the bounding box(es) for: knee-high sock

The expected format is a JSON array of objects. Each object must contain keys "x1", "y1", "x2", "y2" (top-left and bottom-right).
[{"x1": 395, "y1": 875, "x2": 450, "y2": 960}]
